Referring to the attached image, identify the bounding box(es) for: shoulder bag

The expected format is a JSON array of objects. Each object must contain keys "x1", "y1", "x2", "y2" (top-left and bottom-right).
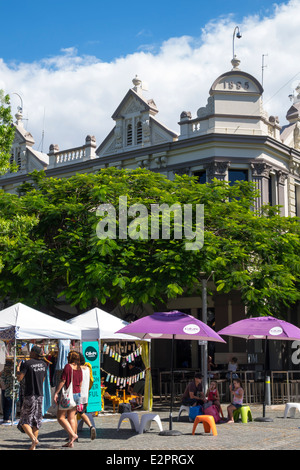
[{"x1": 59, "y1": 366, "x2": 76, "y2": 410}]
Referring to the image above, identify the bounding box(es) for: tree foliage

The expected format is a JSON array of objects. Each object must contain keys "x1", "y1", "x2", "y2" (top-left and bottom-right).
[
  {"x1": 0, "y1": 90, "x2": 15, "y2": 174},
  {"x1": 0, "y1": 168, "x2": 299, "y2": 319}
]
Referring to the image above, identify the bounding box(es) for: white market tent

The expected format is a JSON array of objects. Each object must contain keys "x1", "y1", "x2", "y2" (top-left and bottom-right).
[
  {"x1": 0, "y1": 302, "x2": 81, "y2": 340},
  {"x1": 67, "y1": 308, "x2": 152, "y2": 411},
  {"x1": 0, "y1": 302, "x2": 81, "y2": 424},
  {"x1": 67, "y1": 307, "x2": 143, "y2": 342}
]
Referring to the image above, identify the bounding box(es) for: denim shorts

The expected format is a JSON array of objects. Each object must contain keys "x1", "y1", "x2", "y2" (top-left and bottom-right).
[
  {"x1": 73, "y1": 393, "x2": 81, "y2": 405},
  {"x1": 232, "y1": 402, "x2": 243, "y2": 409}
]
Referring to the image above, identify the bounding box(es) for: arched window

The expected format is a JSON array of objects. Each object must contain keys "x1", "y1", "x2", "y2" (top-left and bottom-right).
[
  {"x1": 136, "y1": 121, "x2": 143, "y2": 144},
  {"x1": 127, "y1": 124, "x2": 132, "y2": 146}
]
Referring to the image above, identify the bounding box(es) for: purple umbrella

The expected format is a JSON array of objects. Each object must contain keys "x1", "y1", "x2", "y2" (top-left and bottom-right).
[
  {"x1": 116, "y1": 310, "x2": 225, "y2": 435},
  {"x1": 218, "y1": 316, "x2": 300, "y2": 421},
  {"x1": 218, "y1": 316, "x2": 300, "y2": 341}
]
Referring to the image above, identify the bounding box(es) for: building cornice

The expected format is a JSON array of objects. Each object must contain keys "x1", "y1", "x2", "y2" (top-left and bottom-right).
[{"x1": 1, "y1": 133, "x2": 298, "y2": 185}]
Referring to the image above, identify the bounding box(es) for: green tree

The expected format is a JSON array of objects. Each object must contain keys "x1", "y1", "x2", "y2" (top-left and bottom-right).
[
  {"x1": 0, "y1": 90, "x2": 15, "y2": 174},
  {"x1": 0, "y1": 168, "x2": 299, "y2": 319}
]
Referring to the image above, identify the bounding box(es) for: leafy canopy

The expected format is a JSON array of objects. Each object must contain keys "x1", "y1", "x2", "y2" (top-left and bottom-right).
[
  {"x1": 0, "y1": 91, "x2": 15, "y2": 175},
  {"x1": 0, "y1": 168, "x2": 299, "y2": 319}
]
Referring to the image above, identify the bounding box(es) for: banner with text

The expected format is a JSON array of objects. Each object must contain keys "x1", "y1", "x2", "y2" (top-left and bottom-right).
[{"x1": 82, "y1": 341, "x2": 102, "y2": 412}]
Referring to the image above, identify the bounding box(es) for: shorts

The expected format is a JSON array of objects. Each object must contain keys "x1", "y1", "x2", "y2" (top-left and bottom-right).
[
  {"x1": 182, "y1": 398, "x2": 204, "y2": 406},
  {"x1": 231, "y1": 403, "x2": 243, "y2": 409},
  {"x1": 19, "y1": 395, "x2": 43, "y2": 429},
  {"x1": 133, "y1": 381, "x2": 145, "y2": 395},
  {"x1": 73, "y1": 393, "x2": 81, "y2": 405}
]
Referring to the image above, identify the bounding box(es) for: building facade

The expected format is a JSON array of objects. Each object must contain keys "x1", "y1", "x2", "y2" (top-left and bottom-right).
[{"x1": 2, "y1": 57, "x2": 300, "y2": 373}]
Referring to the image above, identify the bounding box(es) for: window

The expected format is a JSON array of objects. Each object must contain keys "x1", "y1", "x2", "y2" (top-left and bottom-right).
[
  {"x1": 228, "y1": 169, "x2": 248, "y2": 184},
  {"x1": 127, "y1": 124, "x2": 132, "y2": 146},
  {"x1": 136, "y1": 121, "x2": 143, "y2": 144},
  {"x1": 268, "y1": 173, "x2": 278, "y2": 206},
  {"x1": 193, "y1": 170, "x2": 206, "y2": 184}
]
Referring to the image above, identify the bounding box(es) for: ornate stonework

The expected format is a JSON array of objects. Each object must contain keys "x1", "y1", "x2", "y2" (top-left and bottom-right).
[{"x1": 205, "y1": 161, "x2": 230, "y2": 181}]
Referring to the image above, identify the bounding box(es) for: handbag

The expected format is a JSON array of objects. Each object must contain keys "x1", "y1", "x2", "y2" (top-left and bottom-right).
[
  {"x1": 188, "y1": 405, "x2": 203, "y2": 422},
  {"x1": 59, "y1": 367, "x2": 76, "y2": 410}
]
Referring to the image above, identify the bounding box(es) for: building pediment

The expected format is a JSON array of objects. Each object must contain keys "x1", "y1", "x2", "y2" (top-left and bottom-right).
[
  {"x1": 209, "y1": 70, "x2": 263, "y2": 96},
  {"x1": 112, "y1": 88, "x2": 158, "y2": 120},
  {"x1": 97, "y1": 78, "x2": 177, "y2": 157}
]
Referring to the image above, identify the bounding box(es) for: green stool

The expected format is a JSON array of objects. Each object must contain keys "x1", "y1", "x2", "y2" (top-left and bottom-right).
[{"x1": 233, "y1": 406, "x2": 253, "y2": 423}]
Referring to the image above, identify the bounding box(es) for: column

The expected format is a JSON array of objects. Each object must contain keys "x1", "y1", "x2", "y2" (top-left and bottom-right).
[
  {"x1": 277, "y1": 170, "x2": 288, "y2": 216},
  {"x1": 205, "y1": 161, "x2": 230, "y2": 182},
  {"x1": 250, "y1": 162, "x2": 272, "y2": 211}
]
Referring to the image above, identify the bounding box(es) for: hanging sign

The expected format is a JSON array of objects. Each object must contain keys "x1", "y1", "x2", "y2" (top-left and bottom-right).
[{"x1": 82, "y1": 341, "x2": 102, "y2": 412}]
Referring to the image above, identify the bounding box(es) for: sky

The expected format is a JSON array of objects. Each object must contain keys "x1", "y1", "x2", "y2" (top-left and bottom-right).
[{"x1": 1, "y1": 0, "x2": 300, "y2": 152}]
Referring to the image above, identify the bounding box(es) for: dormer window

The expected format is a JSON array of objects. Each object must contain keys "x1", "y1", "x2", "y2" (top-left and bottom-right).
[
  {"x1": 127, "y1": 124, "x2": 133, "y2": 146},
  {"x1": 136, "y1": 121, "x2": 143, "y2": 144}
]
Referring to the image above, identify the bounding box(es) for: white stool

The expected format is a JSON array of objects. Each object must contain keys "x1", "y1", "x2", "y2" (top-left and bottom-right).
[
  {"x1": 284, "y1": 403, "x2": 300, "y2": 418},
  {"x1": 138, "y1": 413, "x2": 163, "y2": 434},
  {"x1": 117, "y1": 412, "x2": 140, "y2": 432},
  {"x1": 177, "y1": 405, "x2": 190, "y2": 421}
]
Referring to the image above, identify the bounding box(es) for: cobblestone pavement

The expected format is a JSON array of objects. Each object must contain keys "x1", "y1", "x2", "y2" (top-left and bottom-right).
[{"x1": 0, "y1": 402, "x2": 299, "y2": 454}]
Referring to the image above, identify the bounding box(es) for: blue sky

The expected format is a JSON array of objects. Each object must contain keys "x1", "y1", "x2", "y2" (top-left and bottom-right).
[
  {"x1": 0, "y1": 0, "x2": 299, "y2": 151},
  {"x1": 1, "y1": 0, "x2": 282, "y2": 63}
]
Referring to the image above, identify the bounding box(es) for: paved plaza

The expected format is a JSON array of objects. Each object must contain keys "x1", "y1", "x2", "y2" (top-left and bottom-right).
[{"x1": 0, "y1": 402, "x2": 299, "y2": 454}]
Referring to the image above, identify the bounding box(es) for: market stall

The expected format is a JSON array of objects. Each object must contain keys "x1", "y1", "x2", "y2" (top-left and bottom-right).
[
  {"x1": 0, "y1": 303, "x2": 81, "y2": 424},
  {"x1": 67, "y1": 308, "x2": 152, "y2": 411}
]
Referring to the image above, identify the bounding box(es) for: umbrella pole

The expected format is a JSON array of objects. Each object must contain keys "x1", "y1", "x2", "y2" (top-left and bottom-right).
[
  {"x1": 11, "y1": 337, "x2": 17, "y2": 426},
  {"x1": 254, "y1": 337, "x2": 273, "y2": 422},
  {"x1": 169, "y1": 334, "x2": 174, "y2": 430},
  {"x1": 159, "y1": 335, "x2": 181, "y2": 436}
]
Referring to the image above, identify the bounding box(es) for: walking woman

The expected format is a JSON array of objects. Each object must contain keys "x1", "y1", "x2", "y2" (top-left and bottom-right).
[{"x1": 54, "y1": 351, "x2": 82, "y2": 448}]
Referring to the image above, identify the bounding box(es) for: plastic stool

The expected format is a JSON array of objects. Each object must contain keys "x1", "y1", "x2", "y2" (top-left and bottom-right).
[
  {"x1": 77, "y1": 412, "x2": 96, "y2": 431},
  {"x1": 177, "y1": 405, "x2": 190, "y2": 421},
  {"x1": 192, "y1": 415, "x2": 217, "y2": 436},
  {"x1": 117, "y1": 412, "x2": 140, "y2": 432},
  {"x1": 138, "y1": 413, "x2": 163, "y2": 434},
  {"x1": 233, "y1": 406, "x2": 253, "y2": 423},
  {"x1": 284, "y1": 403, "x2": 300, "y2": 418}
]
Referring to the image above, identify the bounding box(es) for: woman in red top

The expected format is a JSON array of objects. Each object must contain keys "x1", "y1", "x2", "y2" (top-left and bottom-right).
[{"x1": 54, "y1": 351, "x2": 83, "y2": 448}]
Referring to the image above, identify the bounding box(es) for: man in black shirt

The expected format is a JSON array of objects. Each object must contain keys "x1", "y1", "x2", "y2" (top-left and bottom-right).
[{"x1": 17, "y1": 345, "x2": 47, "y2": 450}]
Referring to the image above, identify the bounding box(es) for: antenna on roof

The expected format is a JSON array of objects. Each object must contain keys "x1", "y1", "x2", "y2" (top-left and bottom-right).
[
  {"x1": 262, "y1": 54, "x2": 268, "y2": 88},
  {"x1": 38, "y1": 108, "x2": 46, "y2": 153}
]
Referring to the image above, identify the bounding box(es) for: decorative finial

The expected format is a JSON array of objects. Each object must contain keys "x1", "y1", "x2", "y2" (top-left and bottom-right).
[
  {"x1": 231, "y1": 56, "x2": 241, "y2": 71},
  {"x1": 15, "y1": 109, "x2": 23, "y2": 126},
  {"x1": 289, "y1": 83, "x2": 300, "y2": 104},
  {"x1": 132, "y1": 75, "x2": 142, "y2": 88}
]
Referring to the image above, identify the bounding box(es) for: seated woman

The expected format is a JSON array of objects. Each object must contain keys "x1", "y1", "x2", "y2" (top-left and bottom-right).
[{"x1": 181, "y1": 373, "x2": 206, "y2": 407}]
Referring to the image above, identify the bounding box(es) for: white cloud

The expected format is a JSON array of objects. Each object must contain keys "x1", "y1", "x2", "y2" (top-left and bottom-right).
[{"x1": 1, "y1": 0, "x2": 300, "y2": 153}]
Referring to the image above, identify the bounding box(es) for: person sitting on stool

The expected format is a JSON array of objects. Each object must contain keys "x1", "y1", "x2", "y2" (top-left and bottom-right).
[{"x1": 181, "y1": 373, "x2": 206, "y2": 407}]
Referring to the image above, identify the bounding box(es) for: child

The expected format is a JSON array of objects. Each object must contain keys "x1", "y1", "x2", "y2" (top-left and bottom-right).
[
  {"x1": 206, "y1": 381, "x2": 221, "y2": 411},
  {"x1": 226, "y1": 357, "x2": 239, "y2": 380},
  {"x1": 227, "y1": 378, "x2": 244, "y2": 423}
]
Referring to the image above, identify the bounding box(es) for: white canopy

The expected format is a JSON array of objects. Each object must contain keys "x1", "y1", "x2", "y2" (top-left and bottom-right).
[
  {"x1": 67, "y1": 307, "x2": 143, "y2": 342},
  {"x1": 0, "y1": 302, "x2": 81, "y2": 340}
]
